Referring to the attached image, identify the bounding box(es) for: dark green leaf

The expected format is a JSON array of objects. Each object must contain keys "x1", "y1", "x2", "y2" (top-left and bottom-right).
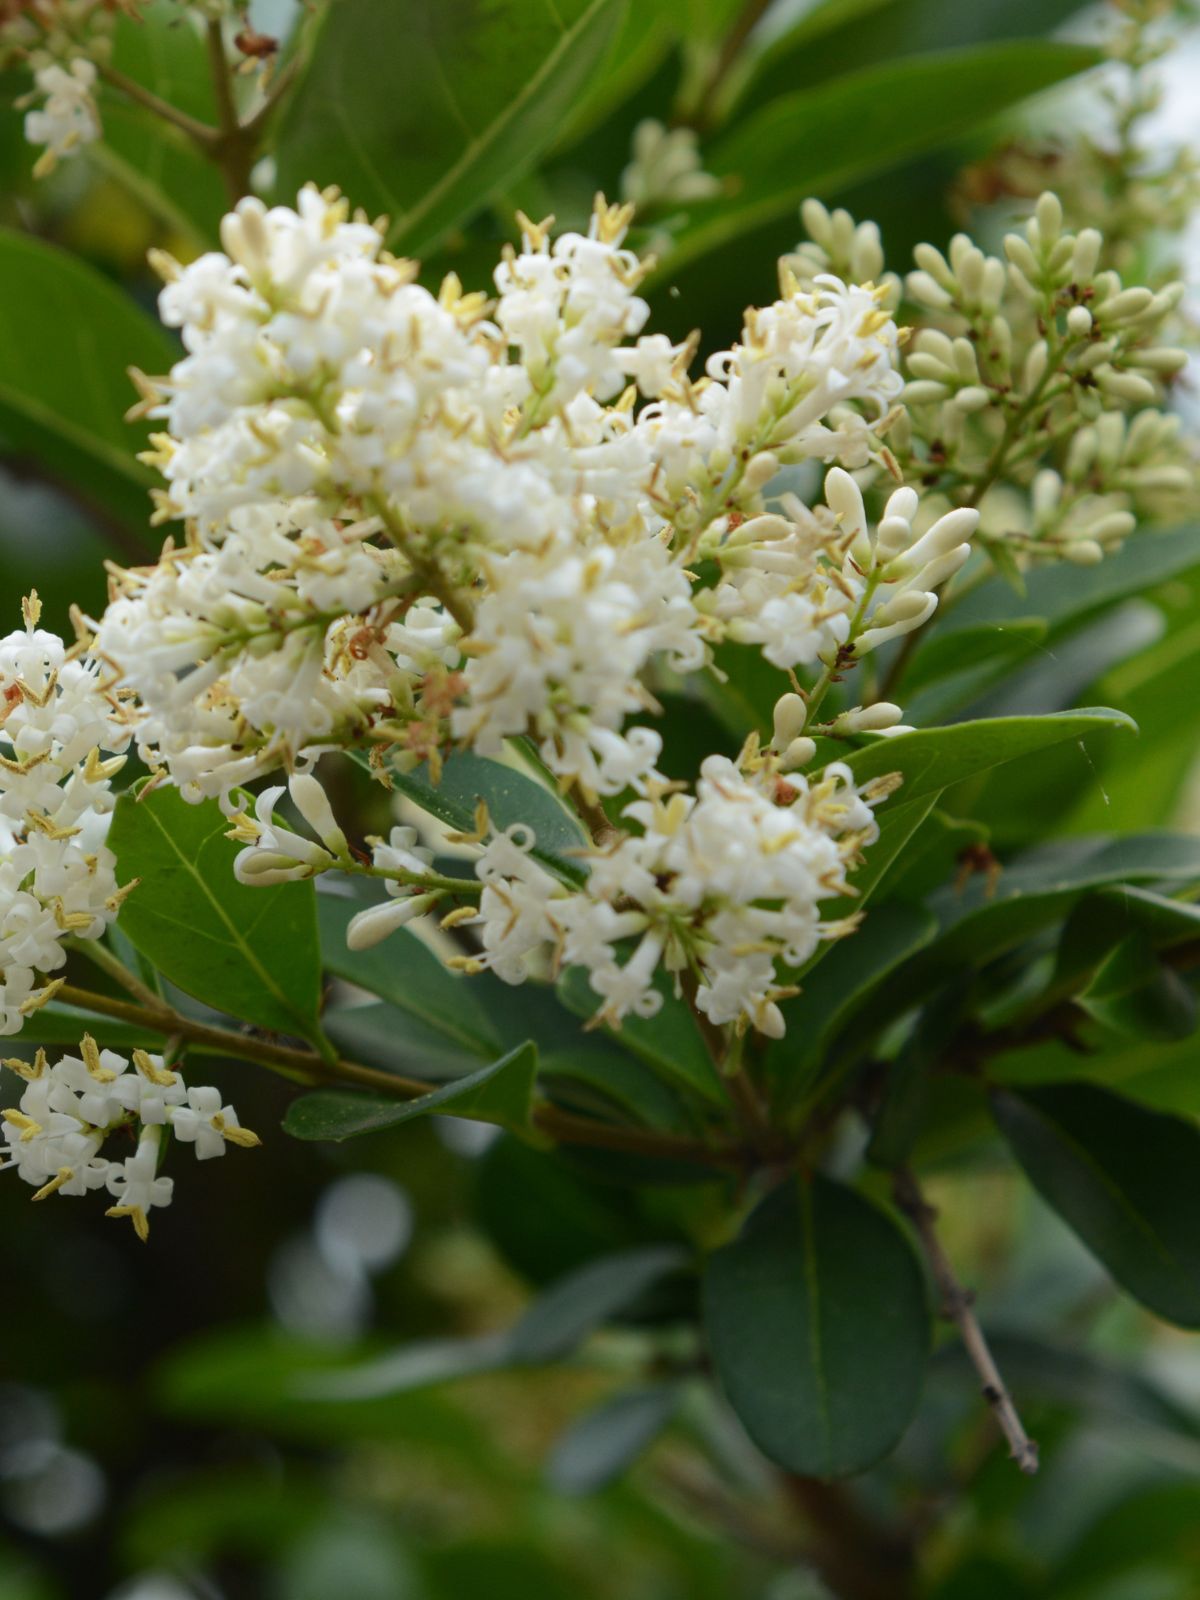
[
  {"x1": 109, "y1": 783, "x2": 323, "y2": 1042},
  {"x1": 274, "y1": 0, "x2": 627, "y2": 256},
  {"x1": 318, "y1": 891, "x2": 497, "y2": 1056},
  {"x1": 839, "y1": 708, "x2": 1136, "y2": 805},
  {"x1": 0, "y1": 228, "x2": 176, "y2": 533},
  {"x1": 556, "y1": 965, "x2": 726, "y2": 1106},
  {"x1": 282, "y1": 1041, "x2": 538, "y2": 1140},
  {"x1": 1077, "y1": 935, "x2": 1196, "y2": 1042},
  {"x1": 703, "y1": 1176, "x2": 929, "y2": 1476},
  {"x1": 511, "y1": 1244, "x2": 689, "y2": 1362},
  {"x1": 993, "y1": 1083, "x2": 1200, "y2": 1327},
  {"x1": 352, "y1": 750, "x2": 587, "y2": 884},
  {"x1": 548, "y1": 1384, "x2": 679, "y2": 1495},
  {"x1": 659, "y1": 43, "x2": 1099, "y2": 276}
]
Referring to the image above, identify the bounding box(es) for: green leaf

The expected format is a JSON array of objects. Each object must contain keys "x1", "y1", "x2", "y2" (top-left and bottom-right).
[
  {"x1": 318, "y1": 891, "x2": 497, "y2": 1056},
  {"x1": 547, "y1": 1384, "x2": 680, "y2": 1495},
  {"x1": 702, "y1": 1176, "x2": 929, "y2": 1476},
  {"x1": 0, "y1": 228, "x2": 176, "y2": 533},
  {"x1": 768, "y1": 903, "x2": 937, "y2": 1097},
  {"x1": 109, "y1": 784, "x2": 323, "y2": 1042},
  {"x1": 1077, "y1": 935, "x2": 1197, "y2": 1043},
  {"x1": 353, "y1": 750, "x2": 588, "y2": 884},
  {"x1": 556, "y1": 965, "x2": 726, "y2": 1107},
  {"x1": 539, "y1": 1047, "x2": 694, "y2": 1132},
  {"x1": 993, "y1": 1083, "x2": 1200, "y2": 1327},
  {"x1": 274, "y1": 0, "x2": 627, "y2": 257},
  {"x1": 658, "y1": 42, "x2": 1099, "y2": 276},
  {"x1": 511, "y1": 1244, "x2": 689, "y2": 1362},
  {"x1": 838, "y1": 708, "x2": 1136, "y2": 806},
  {"x1": 283, "y1": 1040, "x2": 538, "y2": 1141}
]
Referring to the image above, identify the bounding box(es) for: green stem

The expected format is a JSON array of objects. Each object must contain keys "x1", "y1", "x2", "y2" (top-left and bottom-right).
[{"x1": 96, "y1": 60, "x2": 219, "y2": 145}]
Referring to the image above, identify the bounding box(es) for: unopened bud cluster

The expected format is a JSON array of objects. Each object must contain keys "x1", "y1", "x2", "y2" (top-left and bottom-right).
[{"x1": 865, "y1": 190, "x2": 1194, "y2": 566}]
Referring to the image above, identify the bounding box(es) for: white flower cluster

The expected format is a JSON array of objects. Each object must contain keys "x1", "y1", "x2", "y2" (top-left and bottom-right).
[
  {"x1": 23, "y1": 56, "x2": 98, "y2": 174},
  {"x1": 455, "y1": 749, "x2": 896, "y2": 1039},
  {"x1": 0, "y1": 596, "x2": 131, "y2": 1036},
  {"x1": 0, "y1": 1038, "x2": 259, "y2": 1239},
  {"x1": 97, "y1": 187, "x2": 949, "y2": 815}
]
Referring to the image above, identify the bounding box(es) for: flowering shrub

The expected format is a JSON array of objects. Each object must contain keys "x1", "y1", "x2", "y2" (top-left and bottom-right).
[{"x1": 2, "y1": 1, "x2": 1200, "y2": 1595}]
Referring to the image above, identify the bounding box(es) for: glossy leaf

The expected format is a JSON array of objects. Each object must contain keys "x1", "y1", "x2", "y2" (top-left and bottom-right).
[
  {"x1": 0, "y1": 228, "x2": 176, "y2": 532},
  {"x1": 283, "y1": 1041, "x2": 538, "y2": 1141},
  {"x1": 548, "y1": 1384, "x2": 679, "y2": 1495},
  {"x1": 318, "y1": 891, "x2": 497, "y2": 1056},
  {"x1": 353, "y1": 750, "x2": 588, "y2": 884},
  {"x1": 109, "y1": 784, "x2": 323, "y2": 1042},
  {"x1": 511, "y1": 1244, "x2": 689, "y2": 1362},
  {"x1": 659, "y1": 43, "x2": 1099, "y2": 275},
  {"x1": 1077, "y1": 935, "x2": 1196, "y2": 1042},
  {"x1": 556, "y1": 965, "x2": 726, "y2": 1106},
  {"x1": 703, "y1": 1176, "x2": 929, "y2": 1476},
  {"x1": 839, "y1": 707, "x2": 1135, "y2": 804},
  {"x1": 993, "y1": 1083, "x2": 1200, "y2": 1327},
  {"x1": 274, "y1": 0, "x2": 627, "y2": 256}
]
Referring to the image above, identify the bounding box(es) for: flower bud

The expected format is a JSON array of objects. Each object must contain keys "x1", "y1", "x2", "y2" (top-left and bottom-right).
[
  {"x1": 772, "y1": 692, "x2": 808, "y2": 749},
  {"x1": 1072, "y1": 229, "x2": 1102, "y2": 280},
  {"x1": 288, "y1": 774, "x2": 348, "y2": 857},
  {"x1": 1066, "y1": 305, "x2": 1092, "y2": 337},
  {"x1": 1035, "y1": 191, "x2": 1063, "y2": 244},
  {"x1": 953, "y1": 385, "x2": 991, "y2": 413},
  {"x1": 741, "y1": 450, "x2": 780, "y2": 492},
  {"x1": 1022, "y1": 340, "x2": 1049, "y2": 391},
  {"x1": 347, "y1": 893, "x2": 441, "y2": 951},
  {"x1": 906, "y1": 271, "x2": 953, "y2": 310},
  {"x1": 781, "y1": 736, "x2": 816, "y2": 771},
  {"x1": 903, "y1": 379, "x2": 951, "y2": 405},
  {"x1": 833, "y1": 701, "x2": 905, "y2": 733},
  {"x1": 1096, "y1": 367, "x2": 1158, "y2": 406},
  {"x1": 1063, "y1": 539, "x2": 1104, "y2": 565}
]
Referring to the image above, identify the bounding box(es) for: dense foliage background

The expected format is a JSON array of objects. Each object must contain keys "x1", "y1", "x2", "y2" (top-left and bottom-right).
[{"x1": 3, "y1": 2, "x2": 1200, "y2": 1598}]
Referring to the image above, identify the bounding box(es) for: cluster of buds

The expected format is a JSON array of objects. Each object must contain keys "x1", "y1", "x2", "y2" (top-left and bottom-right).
[
  {"x1": 867, "y1": 190, "x2": 1194, "y2": 566},
  {"x1": 0, "y1": 597, "x2": 131, "y2": 1036},
  {"x1": 0, "y1": 1038, "x2": 259, "y2": 1239}
]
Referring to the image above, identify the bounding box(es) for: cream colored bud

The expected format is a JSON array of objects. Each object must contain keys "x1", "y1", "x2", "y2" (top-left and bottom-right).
[
  {"x1": 1022, "y1": 340, "x2": 1049, "y2": 391},
  {"x1": 782, "y1": 736, "x2": 817, "y2": 771},
  {"x1": 1063, "y1": 539, "x2": 1104, "y2": 565},
  {"x1": 1071, "y1": 229, "x2": 1102, "y2": 280},
  {"x1": 1075, "y1": 339, "x2": 1117, "y2": 374},
  {"x1": 772, "y1": 692, "x2": 808, "y2": 749},
  {"x1": 912, "y1": 543, "x2": 970, "y2": 590},
  {"x1": 1089, "y1": 511, "x2": 1136, "y2": 545},
  {"x1": 834, "y1": 702, "x2": 905, "y2": 733},
  {"x1": 1032, "y1": 468, "x2": 1062, "y2": 521},
  {"x1": 1003, "y1": 234, "x2": 1040, "y2": 281},
  {"x1": 347, "y1": 893, "x2": 440, "y2": 951},
  {"x1": 953, "y1": 385, "x2": 991, "y2": 413},
  {"x1": 801, "y1": 197, "x2": 832, "y2": 246},
  {"x1": 906, "y1": 271, "x2": 953, "y2": 310},
  {"x1": 288, "y1": 774, "x2": 348, "y2": 857},
  {"x1": 1096, "y1": 367, "x2": 1158, "y2": 405},
  {"x1": 1035, "y1": 191, "x2": 1063, "y2": 244},
  {"x1": 1128, "y1": 465, "x2": 1194, "y2": 493},
  {"x1": 1066, "y1": 305, "x2": 1093, "y2": 337},
  {"x1": 908, "y1": 352, "x2": 953, "y2": 381},
  {"x1": 951, "y1": 338, "x2": 979, "y2": 382},
  {"x1": 913, "y1": 242, "x2": 955, "y2": 289},
  {"x1": 1134, "y1": 347, "x2": 1188, "y2": 375},
  {"x1": 903, "y1": 379, "x2": 951, "y2": 405},
  {"x1": 1096, "y1": 287, "x2": 1154, "y2": 325},
  {"x1": 742, "y1": 450, "x2": 780, "y2": 492}
]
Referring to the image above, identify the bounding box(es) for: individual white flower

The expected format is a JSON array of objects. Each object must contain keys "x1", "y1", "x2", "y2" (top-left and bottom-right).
[{"x1": 24, "y1": 58, "x2": 99, "y2": 176}]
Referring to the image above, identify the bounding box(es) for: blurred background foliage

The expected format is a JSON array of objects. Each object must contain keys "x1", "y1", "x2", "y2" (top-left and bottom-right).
[{"x1": 3, "y1": 1, "x2": 1200, "y2": 1597}]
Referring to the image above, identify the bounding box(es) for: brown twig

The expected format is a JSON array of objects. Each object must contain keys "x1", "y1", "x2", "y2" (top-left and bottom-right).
[
  {"x1": 893, "y1": 1166, "x2": 1039, "y2": 1475},
  {"x1": 51, "y1": 982, "x2": 744, "y2": 1168}
]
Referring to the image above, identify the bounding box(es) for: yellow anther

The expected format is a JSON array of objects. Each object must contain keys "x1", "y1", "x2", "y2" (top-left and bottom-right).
[
  {"x1": 83, "y1": 747, "x2": 127, "y2": 783},
  {"x1": 105, "y1": 1203, "x2": 150, "y2": 1242},
  {"x1": 2, "y1": 1048, "x2": 46, "y2": 1081},
  {"x1": 22, "y1": 590, "x2": 42, "y2": 628},
  {"x1": 132, "y1": 1049, "x2": 177, "y2": 1088},
  {"x1": 32, "y1": 1167, "x2": 73, "y2": 1201},
  {"x1": 211, "y1": 1113, "x2": 262, "y2": 1149},
  {"x1": 80, "y1": 1034, "x2": 118, "y2": 1084},
  {"x1": 24, "y1": 810, "x2": 80, "y2": 842},
  {"x1": 19, "y1": 978, "x2": 65, "y2": 1015},
  {"x1": 3, "y1": 1109, "x2": 42, "y2": 1142},
  {"x1": 440, "y1": 905, "x2": 478, "y2": 930}
]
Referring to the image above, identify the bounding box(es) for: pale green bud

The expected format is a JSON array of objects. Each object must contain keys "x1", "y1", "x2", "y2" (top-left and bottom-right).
[
  {"x1": 903, "y1": 379, "x2": 952, "y2": 405},
  {"x1": 1063, "y1": 540, "x2": 1104, "y2": 565},
  {"x1": 1066, "y1": 305, "x2": 1093, "y2": 337},
  {"x1": 906, "y1": 270, "x2": 953, "y2": 309},
  {"x1": 953, "y1": 385, "x2": 991, "y2": 413},
  {"x1": 1071, "y1": 229, "x2": 1102, "y2": 280},
  {"x1": 1022, "y1": 340, "x2": 1049, "y2": 391},
  {"x1": 1096, "y1": 367, "x2": 1158, "y2": 405},
  {"x1": 1035, "y1": 191, "x2": 1063, "y2": 244}
]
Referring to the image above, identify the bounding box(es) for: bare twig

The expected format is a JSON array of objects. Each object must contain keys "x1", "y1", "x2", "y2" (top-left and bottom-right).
[{"x1": 893, "y1": 1166, "x2": 1039, "y2": 1474}]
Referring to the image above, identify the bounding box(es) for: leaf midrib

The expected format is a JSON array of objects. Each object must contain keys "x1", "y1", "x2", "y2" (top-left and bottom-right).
[{"x1": 140, "y1": 801, "x2": 315, "y2": 1036}]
